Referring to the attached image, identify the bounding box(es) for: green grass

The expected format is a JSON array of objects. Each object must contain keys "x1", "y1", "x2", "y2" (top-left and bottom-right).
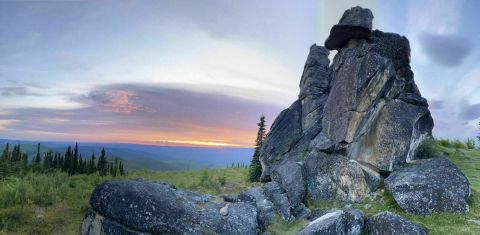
[
  {"x1": 1, "y1": 144, "x2": 480, "y2": 235},
  {"x1": 0, "y1": 167, "x2": 255, "y2": 235}
]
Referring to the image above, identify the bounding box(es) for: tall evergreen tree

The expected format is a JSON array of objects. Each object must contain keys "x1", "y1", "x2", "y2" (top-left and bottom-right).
[
  {"x1": 88, "y1": 153, "x2": 97, "y2": 174},
  {"x1": 64, "y1": 146, "x2": 72, "y2": 175},
  {"x1": 119, "y1": 161, "x2": 125, "y2": 176},
  {"x1": 34, "y1": 143, "x2": 42, "y2": 165},
  {"x1": 1, "y1": 143, "x2": 10, "y2": 161},
  {"x1": 22, "y1": 152, "x2": 28, "y2": 166},
  {"x1": 248, "y1": 115, "x2": 267, "y2": 182},
  {"x1": 72, "y1": 143, "x2": 79, "y2": 174},
  {"x1": 97, "y1": 148, "x2": 108, "y2": 176}
]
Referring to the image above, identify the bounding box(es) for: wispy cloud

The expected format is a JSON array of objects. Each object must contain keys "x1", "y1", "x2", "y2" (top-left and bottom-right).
[{"x1": 0, "y1": 83, "x2": 282, "y2": 147}]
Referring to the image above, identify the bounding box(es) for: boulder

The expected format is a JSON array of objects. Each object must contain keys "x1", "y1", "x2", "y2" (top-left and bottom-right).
[
  {"x1": 366, "y1": 211, "x2": 427, "y2": 235},
  {"x1": 201, "y1": 202, "x2": 258, "y2": 235},
  {"x1": 82, "y1": 179, "x2": 259, "y2": 235},
  {"x1": 262, "y1": 181, "x2": 310, "y2": 221},
  {"x1": 238, "y1": 187, "x2": 276, "y2": 228},
  {"x1": 271, "y1": 160, "x2": 306, "y2": 207},
  {"x1": 297, "y1": 209, "x2": 365, "y2": 235},
  {"x1": 325, "y1": 6, "x2": 373, "y2": 50},
  {"x1": 385, "y1": 157, "x2": 471, "y2": 215}
]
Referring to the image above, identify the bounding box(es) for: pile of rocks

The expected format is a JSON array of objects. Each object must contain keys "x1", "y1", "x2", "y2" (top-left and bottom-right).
[{"x1": 80, "y1": 6, "x2": 471, "y2": 235}]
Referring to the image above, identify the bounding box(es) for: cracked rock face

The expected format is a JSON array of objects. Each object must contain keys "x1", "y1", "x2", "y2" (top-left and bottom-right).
[{"x1": 259, "y1": 5, "x2": 435, "y2": 206}]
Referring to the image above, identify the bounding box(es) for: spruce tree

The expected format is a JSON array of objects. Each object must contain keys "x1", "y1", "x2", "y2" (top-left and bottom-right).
[
  {"x1": 72, "y1": 143, "x2": 79, "y2": 174},
  {"x1": 119, "y1": 161, "x2": 125, "y2": 176},
  {"x1": 1, "y1": 143, "x2": 10, "y2": 161},
  {"x1": 248, "y1": 115, "x2": 267, "y2": 182},
  {"x1": 97, "y1": 148, "x2": 108, "y2": 176},
  {"x1": 89, "y1": 153, "x2": 96, "y2": 174},
  {"x1": 34, "y1": 143, "x2": 42, "y2": 165}
]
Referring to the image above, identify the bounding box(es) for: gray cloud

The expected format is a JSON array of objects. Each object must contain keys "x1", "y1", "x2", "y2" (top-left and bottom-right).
[
  {"x1": 419, "y1": 33, "x2": 473, "y2": 67},
  {"x1": 0, "y1": 83, "x2": 283, "y2": 145},
  {"x1": 459, "y1": 103, "x2": 480, "y2": 121}
]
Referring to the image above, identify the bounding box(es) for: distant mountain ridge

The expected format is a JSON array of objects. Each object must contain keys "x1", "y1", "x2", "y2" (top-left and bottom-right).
[{"x1": 0, "y1": 139, "x2": 253, "y2": 171}]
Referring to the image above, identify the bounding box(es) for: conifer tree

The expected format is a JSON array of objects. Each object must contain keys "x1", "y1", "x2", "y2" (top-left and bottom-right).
[
  {"x1": 34, "y1": 143, "x2": 42, "y2": 165},
  {"x1": 97, "y1": 148, "x2": 108, "y2": 176},
  {"x1": 1, "y1": 143, "x2": 10, "y2": 161},
  {"x1": 64, "y1": 146, "x2": 72, "y2": 175},
  {"x1": 249, "y1": 115, "x2": 267, "y2": 182},
  {"x1": 89, "y1": 153, "x2": 97, "y2": 174},
  {"x1": 22, "y1": 152, "x2": 28, "y2": 166},
  {"x1": 119, "y1": 161, "x2": 125, "y2": 176},
  {"x1": 73, "y1": 143, "x2": 79, "y2": 174}
]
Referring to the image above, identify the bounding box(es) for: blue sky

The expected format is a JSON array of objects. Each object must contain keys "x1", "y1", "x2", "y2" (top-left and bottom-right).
[{"x1": 0, "y1": 0, "x2": 479, "y2": 146}]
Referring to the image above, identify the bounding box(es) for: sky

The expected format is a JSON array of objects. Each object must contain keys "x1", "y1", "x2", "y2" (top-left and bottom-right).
[{"x1": 0, "y1": 0, "x2": 479, "y2": 147}]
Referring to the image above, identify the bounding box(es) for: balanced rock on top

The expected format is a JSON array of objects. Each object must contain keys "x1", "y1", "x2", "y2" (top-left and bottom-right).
[{"x1": 325, "y1": 6, "x2": 373, "y2": 50}]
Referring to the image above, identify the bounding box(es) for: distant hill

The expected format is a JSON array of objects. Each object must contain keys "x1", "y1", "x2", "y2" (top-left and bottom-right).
[{"x1": 0, "y1": 139, "x2": 253, "y2": 171}]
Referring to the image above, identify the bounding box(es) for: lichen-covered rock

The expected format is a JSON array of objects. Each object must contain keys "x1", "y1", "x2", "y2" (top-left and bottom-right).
[
  {"x1": 367, "y1": 211, "x2": 427, "y2": 235},
  {"x1": 304, "y1": 152, "x2": 369, "y2": 203},
  {"x1": 325, "y1": 6, "x2": 373, "y2": 50},
  {"x1": 201, "y1": 202, "x2": 258, "y2": 235},
  {"x1": 385, "y1": 157, "x2": 471, "y2": 215},
  {"x1": 82, "y1": 179, "x2": 259, "y2": 235},
  {"x1": 297, "y1": 209, "x2": 365, "y2": 235}
]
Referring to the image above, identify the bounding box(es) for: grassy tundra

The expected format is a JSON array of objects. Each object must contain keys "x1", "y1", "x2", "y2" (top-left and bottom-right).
[{"x1": 1, "y1": 140, "x2": 479, "y2": 234}]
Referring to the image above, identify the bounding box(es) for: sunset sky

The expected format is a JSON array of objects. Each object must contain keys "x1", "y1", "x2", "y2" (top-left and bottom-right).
[{"x1": 1, "y1": 0, "x2": 479, "y2": 147}]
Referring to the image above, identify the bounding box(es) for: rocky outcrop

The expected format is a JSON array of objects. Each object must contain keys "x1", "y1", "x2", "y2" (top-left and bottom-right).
[
  {"x1": 81, "y1": 6, "x2": 471, "y2": 235},
  {"x1": 366, "y1": 211, "x2": 427, "y2": 235},
  {"x1": 81, "y1": 180, "x2": 259, "y2": 235},
  {"x1": 385, "y1": 157, "x2": 471, "y2": 215},
  {"x1": 259, "y1": 5, "x2": 434, "y2": 206},
  {"x1": 297, "y1": 209, "x2": 365, "y2": 235}
]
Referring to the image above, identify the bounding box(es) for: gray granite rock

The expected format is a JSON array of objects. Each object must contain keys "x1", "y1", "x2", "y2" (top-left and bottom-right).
[
  {"x1": 297, "y1": 209, "x2": 365, "y2": 235},
  {"x1": 385, "y1": 157, "x2": 471, "y2": 215},
  {"x1": 325, "y1": 6, "x2": 373, "y2": 50},
  {"x1": 304, "y1": 152, "x2": 369, "y2": 203},
  {"x1": 83, "y1": 179, "x2": 259, "y2": 235},
  {"x1": 238, "y1": 187, "x2": 275, "y2": 228},
  {"x1": 367, "y1": 211, "x2": 427, "y2": 235}
]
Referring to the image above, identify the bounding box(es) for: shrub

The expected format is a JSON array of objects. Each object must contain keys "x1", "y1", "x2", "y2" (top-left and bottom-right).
[
  {"x1": 451, "y1": 140, "x2": 466, "y2": 149},
  {"x1": 415, "y1": 138, "x2": 441, "y2": 159},
  {"x1": 217, "y1": 175, "x2": 226, "y2": 186},
  {"x1": 437, "y1": 138, "x2": 452, "y2": 148},
  {"x1": 466, "y1": 139, "x2": 476, "y2": 149}
]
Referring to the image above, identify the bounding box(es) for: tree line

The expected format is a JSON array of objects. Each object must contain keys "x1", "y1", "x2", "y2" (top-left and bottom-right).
[{"x1": 0, "y1": 142, "x2": 125, "y2": 178}]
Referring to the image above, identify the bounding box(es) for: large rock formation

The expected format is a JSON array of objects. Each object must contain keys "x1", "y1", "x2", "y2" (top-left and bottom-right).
[
  {"x1": 258, "y1": 6, "x2": 434, "y2": 205},
  {"x1": 81, "y1": 6, "x2": 471, "y2": 235}
]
